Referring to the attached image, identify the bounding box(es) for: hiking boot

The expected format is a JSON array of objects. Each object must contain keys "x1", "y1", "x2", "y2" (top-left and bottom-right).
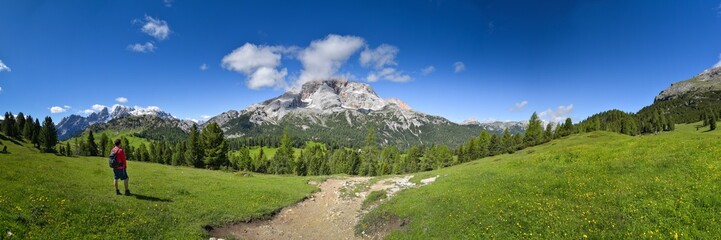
[
  {"x1": 124, "y1": 190, "x2": 131, "y2": 196},
  {"x1": 116, "y1": 190, "x2": 121, "y2": 195}
]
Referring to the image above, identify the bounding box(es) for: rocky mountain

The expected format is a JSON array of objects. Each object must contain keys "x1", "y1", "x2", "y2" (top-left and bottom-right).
[
  {"x1": 206, "y1": 79, "x2": 526, "y2": 148},
  {"x1": 56, "y1": 105, "x2": 188, "y2": 140},
  {"x1": 460, "y1": 120, "x2": 529, "y2": 133},
  {"x1": 646, "y1": 65, "x2": 721, "y2": 123},
  {"x1": 56, "y1": 108, "x2": 111, "y2": 140},
  {"x1": 655, "y1": 65, "x2": 721, "y2": 102}
]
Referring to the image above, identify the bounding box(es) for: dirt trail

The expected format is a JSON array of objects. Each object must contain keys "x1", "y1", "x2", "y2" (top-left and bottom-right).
[{"x1": 210, "y1": 176, "x2": 414, "y2": 240}]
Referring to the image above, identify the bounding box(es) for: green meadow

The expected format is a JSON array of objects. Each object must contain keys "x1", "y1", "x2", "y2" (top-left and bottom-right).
[
  {"x1": 3, "y1": 122, "x2": 721, "y2": 239},
  {"x1": 0, "y1": 136, "x2": 318, "y2": 239},
  {"x1": 359, "y1": 123, "x2": 721, "y2": 239}
]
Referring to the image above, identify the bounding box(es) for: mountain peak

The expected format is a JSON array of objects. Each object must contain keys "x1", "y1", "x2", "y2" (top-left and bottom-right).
[{"x1": 655, "y1": 65, "x2": 721, "y2": 102}]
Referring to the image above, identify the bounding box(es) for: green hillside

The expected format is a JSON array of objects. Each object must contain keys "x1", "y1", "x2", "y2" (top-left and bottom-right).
[
  {"x1": 359, "y1": 122, "x2": 721, "y2": 239},
  {"x1": 0, "y1": 136, "x2": 319, "y2": 239}
]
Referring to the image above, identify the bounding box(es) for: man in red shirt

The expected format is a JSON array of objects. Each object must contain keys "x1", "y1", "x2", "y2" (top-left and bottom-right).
[{"x1": 112, "y1": 139, "x2": 131, "y2": 196}]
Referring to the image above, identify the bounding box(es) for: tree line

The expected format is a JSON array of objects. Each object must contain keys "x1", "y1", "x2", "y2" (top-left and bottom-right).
[{"x1": 2, "y1": 112, "x2": 58, "y2": 153}]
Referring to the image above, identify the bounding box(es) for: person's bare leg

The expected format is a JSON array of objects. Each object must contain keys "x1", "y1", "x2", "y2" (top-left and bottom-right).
[
  {"x1": 114, "y1": 179, "x2": 119, "y2": 190},
  {"x1": 124, "y1": 179, "x2": 129, "y2": 191}
]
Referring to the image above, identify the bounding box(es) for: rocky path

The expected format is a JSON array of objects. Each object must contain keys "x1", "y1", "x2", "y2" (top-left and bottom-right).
[{"x1": 210, "y1": 176, "x2": 421, "y2": 240}]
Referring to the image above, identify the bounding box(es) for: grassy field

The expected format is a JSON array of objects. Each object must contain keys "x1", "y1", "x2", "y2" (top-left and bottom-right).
[
  {"x1": 359, "y1": 122, "x2": 721, "y2": 239},
  {"x1": 0, "y1": 136, "x2": 319, "y2": 239}
]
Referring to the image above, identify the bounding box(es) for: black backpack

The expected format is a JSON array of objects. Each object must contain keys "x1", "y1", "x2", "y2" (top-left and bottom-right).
[{"x1": 109, "y1": 149, "x2": 121, "y2": 168}]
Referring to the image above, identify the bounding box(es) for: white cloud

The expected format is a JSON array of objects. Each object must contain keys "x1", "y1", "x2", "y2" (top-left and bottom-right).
[
  {"x1": 222, "y1": 43, "x2": 289, "y2": 90},
  {"x1": 116, "y1": 97, "x2": 128, "y2": 103},
  {"x1": 200, "y1": 63, "x2": 208, "y2": 71},
  {"x1": 421, "y1": 66, "x2": 436, "y2": 76},
  {"x1": 298, "y1": 34, "x2": 365, "y2": 85},
  {"x1": 201, "y1": 115, "x2": 211, "y2": 119},
  {"x1": 164, "y1": 0, "x2": 173, "y2": 7},
  {"x1": 0, "y1": 60, "x2": 10, "y2": 72},
  {"x1": 510, "y1": 100, "x2": 528, "y2": 112},
  {"x1": 141, "y1": 15, "x2": 170, "y2": 40},
  {"x1": 50, "y1": 106, "x2": 69, "y2": 113},
  {"x1": 82, "y1": 104, "x2": 106, "y2": 114},
  {"x1": 539, "y1": 104, "x2": 574, "y2": 123},
  {"x1": 366, "y1": 67, "x2": 410, "y2": 83},
  {"x1": 360, "y1": 44, "x2": 398, "y2": 69},
  {"x1": 360, "y1": 44, "x2": 411, "y2": 83},
  {"x1": 714, "y1": 53, "x2": 721, "y2": 68},
  {"x1": 127, "y1": 42, "x2": 156, "y2": 53},
  {"x1": 454, "y1": 61, "x2": 466, "y2": 73},
  {"x1": 64, "y1": 105, "x2": 72, "y2": 109}
]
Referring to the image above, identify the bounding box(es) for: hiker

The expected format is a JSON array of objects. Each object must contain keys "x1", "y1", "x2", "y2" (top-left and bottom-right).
[{"x1": 112, "y1": 139, "x2": 131, "y2": 196}]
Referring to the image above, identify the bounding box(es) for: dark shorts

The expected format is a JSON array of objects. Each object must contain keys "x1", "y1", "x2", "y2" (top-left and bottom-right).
[{"x1": 113, "y1": 168, "x2": 129, "y2": 180}]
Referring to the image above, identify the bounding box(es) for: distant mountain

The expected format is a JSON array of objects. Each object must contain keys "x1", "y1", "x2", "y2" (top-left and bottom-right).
[
  {"x1": 206, "y1": 79, "x2": 526, "y2": 148},
  {"x1": 56, "y1": 107, "x2": 111, "y2": 140},
  {"x1": 649, "y1": 65, "x2": 721, "y2": 123},
  {"x1": 460, "y1": 120, "x2": 529, "y2": 133},
  {"x1": 655, "y1": 65, "x2": 721, "y2": 102},
  {"x1": 56, "y1": 105, "x2": 187, "y2": 140}
]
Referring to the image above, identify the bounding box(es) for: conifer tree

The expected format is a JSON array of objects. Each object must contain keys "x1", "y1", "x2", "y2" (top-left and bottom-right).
[
  {"x1": 710, "y1": 112, "x2": 717, "y2": 131},
  {"x1": 544, "y1": 123, "x2": 554, "y2": 142},
  {"x1": 65, "y1": 142, "x2": 72, "y2": 157},
  {"x1": 238, "y1": 146, "x2": 252, "y2": 171},
  {"x1": 38, "y1": 116, "x2": 58, "y2": 152},
  {"x1": 271, "y1": 128, "x2": 294, "y2": 174},
  {"x1": 86, "y1": 130, "x2": 98, "y2": 156},
  {"x1": 253, "y1": 147, "x2": 267, "y2": 172},
  {"x1": 15, "y1": 112, "x2": 25, "y2": 138},
  {"x1": 477, "y1": 131, "x2": 490, "y2": 158},
  {"x1": 137, "y1": 143, "x2": 149, "y2": 162},
  {"x1": 524, "y1": 112, "x2": 543, "y2": 145},
  {"x1": 121, "y1": 137, "x2": 131, "y2": 159},
  {"x1": 185, "y1": 124, "x2": 203, "y2": 168},
  {"x1": 201, "y1": 122, "x2": 228, "y2": 169},
  {"x1": 23, "y1": 115, "x2": 34, "y2": 140},
  {"x1": 502, "y1": 129, "x2": 514, "y2": 154},
  {"x1": 98, "y1": 133, "x2": 109, "y2": 156},
  {"x1": 563, "y1": 118, "x2": 574, "y2": 136},
  {"x1": 32, "y1": 119, "x2": 41, "y2": 148}
]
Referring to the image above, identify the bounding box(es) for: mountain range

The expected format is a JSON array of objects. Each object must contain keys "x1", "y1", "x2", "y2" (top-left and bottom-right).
[
  {"x1": 59, "y1": 63, "x2": 721, "y2": 147},
  {"x1": 56, "y1": 79, "x2": 526, "y2": 147}
]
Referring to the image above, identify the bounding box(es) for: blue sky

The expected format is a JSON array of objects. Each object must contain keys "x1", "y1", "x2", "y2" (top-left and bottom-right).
[{"x1": 1, "y1": 0, "x2": 721, "y2": 124}]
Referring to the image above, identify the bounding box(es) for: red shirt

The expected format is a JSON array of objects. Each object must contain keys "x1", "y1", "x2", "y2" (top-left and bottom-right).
[{"x1": 112, "y1": 146, "x2": 127, "y2": 169}]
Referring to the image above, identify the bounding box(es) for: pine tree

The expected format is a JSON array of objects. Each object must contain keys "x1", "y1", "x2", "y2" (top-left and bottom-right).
[
  {"x1": 86, "y1": 130, "x2": 99, "y2": 156},
  {"x1": 137, "y1": 143, "x2": 149, "y2": 162},
  {"x1": 121, "y1": 137, "x2": 132, "y2": 160},
  {"x1": 544, "y1": 123, "x2": 553, "y2": 143},
  {"x1": 502, "y1": 129, "x2": 513, "y2": 154},
  {"x1": 477, "y1": 131, "x2": 490, "y2": 158},
  {"x1": 185, "y1": 124, "x2": 203, "y2": 168},
  {"x1": 38, "y1": 116, "x2": 58, "y2": 152},
  {"x1": 710, "y1": 112, "x2": 717, "y2": 131},
  {"x1": 201, "y1": 122, "x2": 228, "y2": 169},
  {"x1": 238, "y1": 146, "x2": 252, "y2": 171},
  {"x1": 98, "y1": 133, "x2": 109, "y2": 156},
  {"x1": 524, "y1": 112, "x2": 543, "y2": 146},
  {"x1": 271, "y1": 128, "x2": 295, "y2": 174},
  {"x1": 23, "y1": 115, "x2": 34, "y2": 141},
  {"x1": 253, "y1": 147, "x2": 267, "y2": 172},
  {"x1": 32, "y1": 119, "x2": 41, "y2": 148},
  {"x1": 15, "y1": 112, "x2": 25, "y2": 139},
  {"x1": 65, "y1": 142, "x2": 72, "y2": 157},
  {"x1": 563, "y1": 118, "x2": 574, "y2": 136},
  {"x1": 3, "y1": 112, "x2": 18, "y2": 138}
]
